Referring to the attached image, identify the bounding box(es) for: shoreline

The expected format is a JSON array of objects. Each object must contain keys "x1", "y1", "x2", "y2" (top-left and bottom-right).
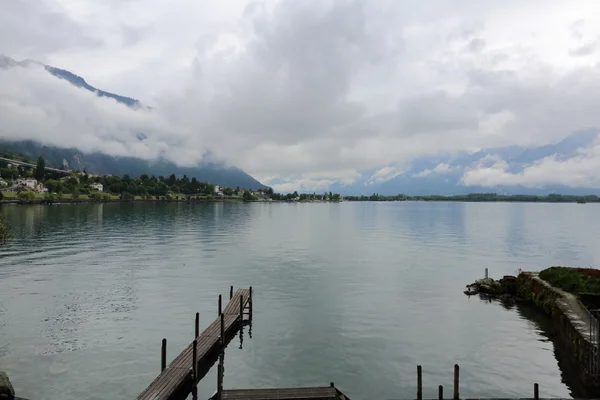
[{"x1": 1, "y1": 198, "x2": 597, "y2": 206}]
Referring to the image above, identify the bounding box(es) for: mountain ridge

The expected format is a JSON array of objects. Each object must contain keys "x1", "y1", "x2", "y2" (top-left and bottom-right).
[{"x1": 0, "y1": 55, "x2": 267, "y2": 190}]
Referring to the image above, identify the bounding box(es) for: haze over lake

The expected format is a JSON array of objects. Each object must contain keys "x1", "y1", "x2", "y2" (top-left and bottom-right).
[{"x1": 1, "y1": 202, "x2": 599, "y2": 400}]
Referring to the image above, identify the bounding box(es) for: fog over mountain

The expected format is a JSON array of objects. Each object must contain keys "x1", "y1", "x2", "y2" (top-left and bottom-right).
[{"x1": 2, "y1": 1, "x2": 600, "y2": 193}]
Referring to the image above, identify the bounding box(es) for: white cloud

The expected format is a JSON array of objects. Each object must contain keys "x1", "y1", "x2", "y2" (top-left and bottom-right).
[
  {"x1": 2, "y1": 0, "x2": 600, "y2": 191},
  {"x1": 461, "y1": 142, "x2": 600, "y2": 188},
  {"x1": 367, "y1": 166, "x2": 403, "y2": 184},
  {"x1": 413, "y1": 163, "x2": 456, "y2": 178}
]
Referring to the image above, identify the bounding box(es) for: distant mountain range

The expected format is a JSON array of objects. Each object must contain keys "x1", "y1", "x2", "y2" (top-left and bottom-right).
[
  {"x1": 2, "y1": 54, "x2": 598, "y2": 195},
  {"x1": 0, "y1": 55, "x2": 267, "y2": 190},
  {"x1": 324, "y1": 130, "x2": 600, "y2": 196}
]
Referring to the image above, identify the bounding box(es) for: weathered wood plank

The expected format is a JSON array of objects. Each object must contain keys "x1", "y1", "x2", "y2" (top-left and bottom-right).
[{"x1": 216, "y1": 386, "x2": 338, "y2": 400}]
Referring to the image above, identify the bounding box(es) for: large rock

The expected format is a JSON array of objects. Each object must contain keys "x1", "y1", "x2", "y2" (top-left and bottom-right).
[
  {"x1": 466, "y1": 276, "x2": 517, "y2": 297},
  {"x1": 0, "y1": 371, "x2": 15, "y2": 399}
]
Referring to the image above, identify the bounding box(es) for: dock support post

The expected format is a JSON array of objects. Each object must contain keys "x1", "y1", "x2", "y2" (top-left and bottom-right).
[
  {"x1": 249, "y1": 286, "x2": 253, "y2": 321},
  {"x1": 417, "y1": 365, "x2": 422, "y2": 400},
  {"x1": 240, "y1": 294, "x2": 244, "y2": 322},
  {"x1": 161, "y1": 338, "x2": 167, "y2": 372},
  {"x1": 439, "y1": 385, "x2": 443, "y2": 400},
  {"x1": 195, "y1": 312, "x2": 199, "y2": 338},
  {"x1": 192, "y1": 339, "x2": 197, "y2": 381},
  {"x1": 217, "y1": 361, "x2": 223, "y2": 400},
  {"x1": 220, "y1": 313, "x2": 225, "y2": 347},
  {"x1": 218, "y1": 294, "x2": 222, "y2": 316},
  {"x1": 534, "y1": 383, "x2": 539, "y2": 400},
  {"x1": 485, "y1": 268, "x2": 488, "y2": 279},
  {"x1": 230, "y1": 285, "x2": 233, "y2": 299},
  {"x1": 453, "y1": 364, "x2": 459, "y2": 400},
  {"x1": 330, "y1": 382, "x2": 334, "y2": 387}
]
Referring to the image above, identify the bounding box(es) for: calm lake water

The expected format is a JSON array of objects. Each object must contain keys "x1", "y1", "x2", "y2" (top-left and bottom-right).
[{"x1": 1, "y1": 202, "x2": 600, "y2": 400}]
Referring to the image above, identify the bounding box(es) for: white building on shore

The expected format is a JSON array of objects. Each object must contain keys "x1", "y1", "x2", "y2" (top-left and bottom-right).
[{"x1": 89, "y1": 183, "x2": 103, "y2": 192}]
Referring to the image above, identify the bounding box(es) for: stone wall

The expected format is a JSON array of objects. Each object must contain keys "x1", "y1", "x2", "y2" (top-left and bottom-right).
[{"x1": 517, "y1": 273, "x2": 600, "y2": 394}]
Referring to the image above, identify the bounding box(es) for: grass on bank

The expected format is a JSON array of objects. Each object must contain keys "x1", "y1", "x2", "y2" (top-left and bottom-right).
[{"x1": 539, "y1": 266, "x2": 600, "y2": 295}]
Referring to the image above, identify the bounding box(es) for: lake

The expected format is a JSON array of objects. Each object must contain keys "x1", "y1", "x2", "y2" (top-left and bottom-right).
[{"x1": 1, "y1": 202, "x2": 600, "y2": 400}]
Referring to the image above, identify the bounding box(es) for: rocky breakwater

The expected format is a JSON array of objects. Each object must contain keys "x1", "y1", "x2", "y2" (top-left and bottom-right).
[
  {"x1": 464, "y1": 275, "x2": 517, "y2": 299},
  {"x1": 516, "y1": 271, "x2": 600, "y2": 395},
  {"x1": 0, "y1": 371, "x2": 15, "y2": 399}
]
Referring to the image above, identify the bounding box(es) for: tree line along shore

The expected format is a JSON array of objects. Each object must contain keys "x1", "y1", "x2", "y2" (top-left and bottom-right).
[{"x1": 1, "y1": 155, "x2": 599, "y2": 205}]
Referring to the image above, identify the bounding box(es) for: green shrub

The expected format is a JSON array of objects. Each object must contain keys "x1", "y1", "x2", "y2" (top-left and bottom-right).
[
  {"x1": 101, "y1": 193, "x2": 112, "y2": 202},
  {"x1": 120, "y1": 192, "x2": 134, "y2": 201},
  {"x1": 91, "y1": 192, "x2": 103, "y2": 202},
  {"x1": 17, "y1": 191, "x2": 35, "y2": 203},
  {"x1": 539, "y1": 267, "x2": 600, "y2": 295}
]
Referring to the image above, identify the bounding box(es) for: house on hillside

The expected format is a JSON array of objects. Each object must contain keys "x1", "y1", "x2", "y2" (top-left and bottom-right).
[
  {"x1": 89, "y1": 183, "x2": 103, "y2": 192},
  {"x1": 16, "y1": 178, "x2": 37, "y2": 190}
]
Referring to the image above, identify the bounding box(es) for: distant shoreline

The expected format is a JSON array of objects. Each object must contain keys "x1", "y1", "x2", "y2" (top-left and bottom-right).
[{"x1": 0, "y1": 197, "x2": 596, "y2": 205}]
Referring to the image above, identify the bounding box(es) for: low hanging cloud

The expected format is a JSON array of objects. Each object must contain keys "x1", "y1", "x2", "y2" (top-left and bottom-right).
[
  {"x1": 412, "y1": 163, "x2": 457, "y2": 178},
  {"x1": 461, "y1": 143, "x2": 600, "y2": 188},
  {"x1": 2, "y1": 0, "x2": 600, "y2": 190}
]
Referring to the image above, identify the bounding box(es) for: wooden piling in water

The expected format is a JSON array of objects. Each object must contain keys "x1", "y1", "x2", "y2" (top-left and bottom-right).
[
  {"x1": 217, "y1": 362, "x2": 223, "y2": 400},
  {"x1": 439, "y1": 385, "x2": 443, "y2": 400},
  {"x1": 218, "y1": 294, "x2": 222, "y2": 316},
  {"x1": 534, "y1": 383, "x2": 539, "y2": 400},
  {"x1": 240, "y1": 294, "x2": 244, "y2": 321},
  {"x1": 453, "y1": 364, "x2": 459, "y2": 400},
  {"x1": 249, "y1": 286, "x2": 253, "y2": 321},
  {"x1": 230, "y1": 286, "x2": 233, "y2": 299},
  {"x1": 161, "y1": 338, "x2": 167, "y2": 372},
  {"x1": 417, "y1": 365, "x2": 423, "y2": 400},
  {"x1": 195, "y1": 312, "x2": 199, "y2": 338},
  {"x1": 220, "y1": 313, "x2": 225, "y2": 346},
  {"x1": 192, "y1": 339, "x2": 197, "y2": 380}
]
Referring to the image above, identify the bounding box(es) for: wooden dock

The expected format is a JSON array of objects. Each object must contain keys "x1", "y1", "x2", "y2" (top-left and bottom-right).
[
  {"x1": 137, "y1": 287, "x2": 252, "y2": 400},
  {"x1": 211, "y1": 386, "x2": 349, "y2": 400},
  {"x1": 212, "y1": 385, "x2": 348, "y2": 400}
]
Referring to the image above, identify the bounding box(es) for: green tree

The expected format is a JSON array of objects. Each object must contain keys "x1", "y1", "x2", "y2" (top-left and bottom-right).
[
  {"x1": 242, "y1": 190, "x2": 254, "y2": 202},
  {"x1": 72, "y1": 186, "x2": 80, "y2": 200},
  {"x1": 17, "y1": 191, "x2": 35, "y2": 203},
  {"x1": 34, "y1": 156, "x2": 45, "y2": 181}
]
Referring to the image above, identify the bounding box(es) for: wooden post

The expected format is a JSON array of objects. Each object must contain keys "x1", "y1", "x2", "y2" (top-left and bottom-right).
[
  {"x1": 240, "y1": 294, "x2": 244, "y2": 322},
  {"x1": 485, "y1": 268, "x2": 488, "y2": 279},
  {"x1": 220, "y1": 312, "x2": 225, "y2": 347},
  {"x1": 453, "y1": 364, "x2": 459, "y2": 400},
  {"x1": 195, "y1": 312, "x2": 199, "y2": 338},
  {"x1": 218, "y1": 294, "x2": 222, "y2": 316},
  {"x1": 417, "y1": 365, "x2": 422, "y2": 400},
  {"x1": 330, "y1": 382, "x2": 334, "y2": 387},
  {"x1": 249, "y1": 286, "x2": 253, "y2": 321},
  {"x1": 439, "y1": 385, "x2": 443, "y2": 400},
  {"x1": 192, "y1": 339, "x2": 197, "y2": 381},
  {"x1": 217, "y1": 363, "x2": 223, "y2": 400},
  {"x1": 161, "y1": 338, "x2": 167, "y2": 372},
  {"x1": 230, "y1": 285, "x2": 233, "y2": 299},
  {"x1": 534, "y1": 383, "x2": 539, "y2": 400}
]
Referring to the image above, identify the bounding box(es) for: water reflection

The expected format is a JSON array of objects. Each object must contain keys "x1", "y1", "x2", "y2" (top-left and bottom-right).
[{"x1": 2, "y1": 202, "x2": 600, "y2": 400}]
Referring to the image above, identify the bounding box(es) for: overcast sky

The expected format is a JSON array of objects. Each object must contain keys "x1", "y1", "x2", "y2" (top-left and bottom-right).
[{"x1": 1, "y1": 0, "x2": 600, "y2": 191}]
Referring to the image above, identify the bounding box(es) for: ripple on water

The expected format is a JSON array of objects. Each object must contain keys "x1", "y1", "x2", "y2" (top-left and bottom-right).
[{"x1": 1, "y1": 202, "x2": 599, "y2": 400}]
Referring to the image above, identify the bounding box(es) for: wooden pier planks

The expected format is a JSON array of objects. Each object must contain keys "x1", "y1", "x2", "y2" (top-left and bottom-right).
[
  {"x1": 137, "y1": 289, "x2": 251, "y2": 400},
  {"x1": 214, "y1": 386, "x2": 339, "y2": 400}
]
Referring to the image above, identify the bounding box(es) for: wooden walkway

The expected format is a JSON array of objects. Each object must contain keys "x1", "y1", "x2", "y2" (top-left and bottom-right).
[
  {"x1": 212, "y1": 385, "x2": 348, "y2": 400},
  {"x1": 137, "y1": 287, "x2": 252, "y2": 400}
]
